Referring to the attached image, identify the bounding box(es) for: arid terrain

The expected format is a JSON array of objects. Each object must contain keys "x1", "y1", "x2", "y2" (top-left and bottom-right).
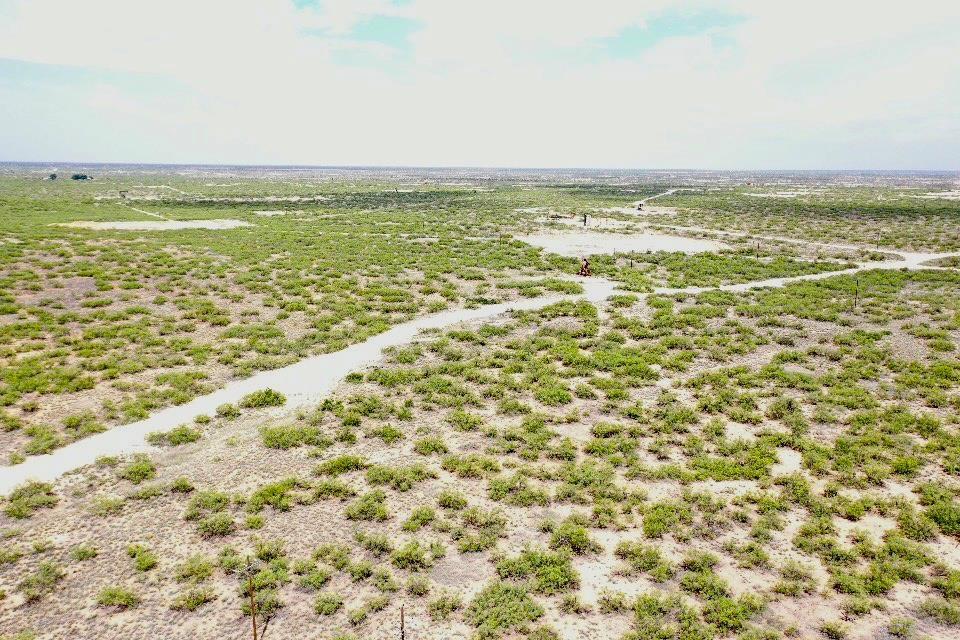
[{"x1": 2, "y1": 165, "x2": 960, "y2": 640}]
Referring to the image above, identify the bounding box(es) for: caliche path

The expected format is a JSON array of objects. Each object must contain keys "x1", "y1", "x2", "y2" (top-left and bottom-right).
[{"x1": 4, "y1": 234, "x2": 958, "y2": 494}]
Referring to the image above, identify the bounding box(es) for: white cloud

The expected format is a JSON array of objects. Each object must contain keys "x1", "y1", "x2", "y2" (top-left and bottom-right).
[{"x1": 0, "y1": 0, "x2": 958, "y2": 167}]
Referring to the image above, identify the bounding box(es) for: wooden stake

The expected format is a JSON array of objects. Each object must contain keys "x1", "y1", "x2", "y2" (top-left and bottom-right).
[
  {"x1": 401, "y1": 603, "x2": 405, "y2": 640},
  {"x1": 248, "y1": 557, "x2": 258, "y2": 640}
]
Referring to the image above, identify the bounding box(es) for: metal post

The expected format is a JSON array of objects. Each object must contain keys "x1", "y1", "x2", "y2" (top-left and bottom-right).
[
  {"x1": 401, "y1": 603, "x2": 405, "y2": 640},
  {"x1": 853, "y1": 279, "x2": 859, "y2": 310}
]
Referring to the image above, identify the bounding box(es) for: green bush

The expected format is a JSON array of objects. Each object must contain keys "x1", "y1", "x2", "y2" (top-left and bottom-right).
[
  {"x1": 314, "y1": 592, "x2": 344, "y2": 615},
  {"x1": 127, "y1": 544, "x2": 158, "y2": 572},
  {"x1": 919, "y1": 597, "x2": 960, "y2": 625},
  {"x1": 147, "y1": 424, "x2": 201, "y2": 446},
  {"x1": 97, "y1": 586, "x2": 140, "y2": 608},
  {"x1": 239, "y1": 388, "x2": 287, "y2": 408},
  {"x1": 466, "y1": 582, "x2": 543, "y2": 638},
  {"x1": 314, "y1": 455, "x2": 368, "y2": 476},
  {"x1": 429, "y1": 591, "x2": 462, "y2": 620},
  {"x1": 175, "y1": 555, "x2": 213, "y2": 583},
  {"x1": 70, "y1": 544, "x2": 98, "y2": 561},
  {"x1": 496, "y1": 548, "x2": 579, "y2": 594},
  {"x1": 18, "y1": 561, "x2": 65, "y2": 602},
  {"x1": 391, "y1": 541, "x2": 432, "y2": 572},
  {"x1": 345, "y1": 490, "x2": 389, "y2": 521},
  {"x1": 403, "y1": 506, "x2": 436, "y2": 531},
  {"x1": 366, "y1": 464, "x2": 437, "y2": 491},
  {"x1": 4, "y1": 481, "x2": 58, "y2": 519},
  {"x1": 118, "y1": 455, "x2": 156, "y2": 484},
  {"x1": 437, "y1": 490, "x2": 468, "y2": 510},
  {"x1": 260, "y1": 423, "x2": 324, "y2": 449},
  {"x1": 197, "y1": 512, "x2": 236, "y2": 537},
  {"x1": 170, "y1": 587, "x2": 216, "y2": 611}
]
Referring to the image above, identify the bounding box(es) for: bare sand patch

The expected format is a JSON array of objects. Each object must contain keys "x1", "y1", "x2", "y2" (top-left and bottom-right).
[
  {"x1": 910, "y1": 190, "x2": 960, "y2": 201},
  {"x1": 518, "y1": 231, "x2": 727, "y2": 257},
  {"x1": 53, "y1": 219, "x2": 253, "y2": 231}
]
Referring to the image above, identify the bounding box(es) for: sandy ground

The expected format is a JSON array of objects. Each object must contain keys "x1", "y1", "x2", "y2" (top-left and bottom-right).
[
  {"x1": 517, "y1": 231, "x2": 727, "y2": 257},
  {"x1": 53, "y1": 220, "x2": 254, "y2": 231}
]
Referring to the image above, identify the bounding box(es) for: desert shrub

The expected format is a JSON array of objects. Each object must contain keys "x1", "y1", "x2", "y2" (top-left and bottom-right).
[
  {"x1": 773, "y1": 560, "x2": 816, "y2": 596},
  {"x1": 248, "y1": 477, "x2": 308, "y2": 512},
  {"x1": 456, "y1": 507, "x2": 508, "y2": 552},
  {"x1": 598, "y1": 589, "x2": 630, "y2": 614},
  {"x1": 466, "y1": 582, "x2": 543, "y2": 638},
  {"x1": 314, "y1": 592, "x2": 344, "y2": 615},
  {"x1": 496, "y1": 548, "x2": 578, "y2": 594},
  {"x1": 887, "y1": 617, "x2": 914, "y2": 638},
  {"x1": 298, "y1": 565, "x2": 332, "y2": 590},
  {"x1": 18, "y1": 561, "x2": 64, "y2": 602},
  {"x1": 314, "y1": 455, "x2": 368, "y2": 476},
  {"x1": 414, "y1": 436, "x2": 449, "y2": 455},
  {"x1": 373, "y1": 567, "x2": 399, "y2": 592},
  {"x1": 127, "y1": 544, "x2": 158, "y2": 572},
  {"x1": 170, "y1": 477, "x2": 195, "y2": 493},
  {"x1": 175, "y1": 555, "x2": 214, "y2": 583},
  {"x1": 185, "y1": 490, "x2": 230, "y2": 520},
  {"x1": 90, "y1": 496, "x2": 124, "y2": 517},
  {"x1": 614, "y1": 541, "x2": 674, "y2": 581},
  {"x1": 449, "y1": 408, "x2": 484, "y2": 431},
  {"x1": 97, "y1": 586, "x2": 140, "y2": 608},
  {"x1": 70, "y1": 544, "x2": 98, "y2": 561},
  {"x1": 407, "y1": 575, "x2": 431, "y2": 596},
  {"x1": 4, "y1": 481, "x2": 58, "y2": 519},
  {"x1": 681, "y1": 568, "x2": 730, "y2": 601},
  {"x1": 488, "y1": 473, "x2": 550, "y2": 507},
  {"x1": 403, "y1": 506, "x2": 436, "y2": 532},
  {"x1": 260, "y1": 423, "x2": 324, "y2": 449},
  {"x1": 170, "y1": 587, "x2": 216, "y2": 611},
  {"x1": 62, "y1": 411, "x2": 106, "y2": 438},
  {"x1": 0, "y1": 545, "x2": 24, "y2": 566},
  {"x1": 312, "y1": 479, "x2": 356, "y2": 501},
  {"x1": 197, "y1": 512, "x2": 236, "y2": 537},
  {"x1": 443, "y1": 453, "x2": 500, "y2": 478},
  {"x1": 239, "y1": 388, "x2": 286, "y2": 408},
  {"x1": 429, "y1": 591, "x2": 463, "y2": 620},
  {"x1": 391, "y1": 541, "x2": 432, "y2": 572},
  {"x1": 549, "y1": 519, "x2": 598, "y2": 555},
  {"x1": 933, "y1": 569, "x2": 960, "y2": 599},
  {"x1": 437, "y1": 490, "x2": 468, "y2": 510},
  {"x1": 119, "y1": 455, "x2": 156, "y2": 484},
  {"x1": 147, "y1": 424, "x2": 201, "y2": 446},
  {"x1": 368, "y1": 423, "x2": 404, "y2": 444},
  {"x1": 345, "y1": 490, "x2": 389, "y2": 521},
  {"x1": 347, "y1": 605, "x2": 368, "y2": 626},
  {"x1": 642, "y1": 500, "x2": 692, "y2": 538},
  {"x1": 926, "y1": 498, "x2": 960, "y2": 536},
  {"x1": 820, "y1": 621, "x2": 849, "y2": 639},
  {"x1": 366, "y1": 463, "x2": 437, "y2": 491},
  {"x1": 216, "y1": 403, "x2": 240, "y2": 419},
  {"x1": 701, "y1": 595, "x2": 764, "y2": 633},
  {"x1": 919, "y1": 597, "x2": 960, "y2": 625}
]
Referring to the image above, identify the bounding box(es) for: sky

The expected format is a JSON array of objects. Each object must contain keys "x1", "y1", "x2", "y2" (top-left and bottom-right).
[{"x1": 0, "y1": 0, "x2": 958, "y2": 169}]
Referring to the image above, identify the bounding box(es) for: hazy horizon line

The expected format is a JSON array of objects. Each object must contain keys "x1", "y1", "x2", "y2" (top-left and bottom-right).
[{"x1": 2, "y1": 160, "x2": 959, "y2": 174}]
